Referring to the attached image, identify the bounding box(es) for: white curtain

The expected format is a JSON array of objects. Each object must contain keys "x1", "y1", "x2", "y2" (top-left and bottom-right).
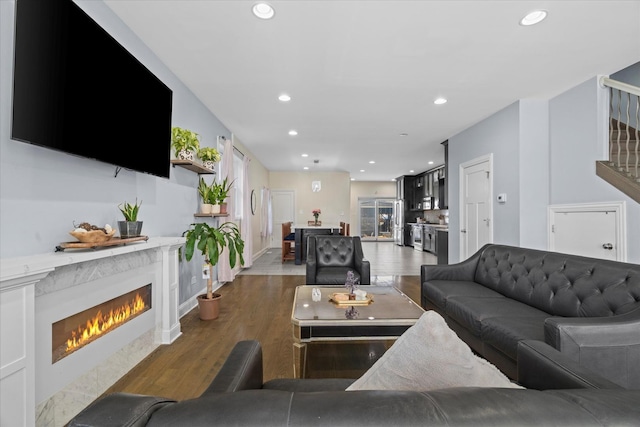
[
  {"x1": 241, "y1": 156, "x2": 253, "y2": 268},
  {"x1": 260, "y1": 187, "x2": 272, "y2": 238},
  {"x1": 218, "y1": 138, "x2": 236, "y2": 282}
]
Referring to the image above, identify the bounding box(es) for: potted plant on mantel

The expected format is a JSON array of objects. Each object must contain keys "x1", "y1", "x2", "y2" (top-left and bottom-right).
[
  {"x1": 183, "y1": 222, "x2": 245, "y2": 320},
  {"x1": 118, "y1": 199, "x2": 143, "y2": 238},
  {"x1": 197, "y1": 146, "x2": 221, "y2": 171},
  {"x1": 171, "y1": 127, "x2": 200, "y2": 161}
]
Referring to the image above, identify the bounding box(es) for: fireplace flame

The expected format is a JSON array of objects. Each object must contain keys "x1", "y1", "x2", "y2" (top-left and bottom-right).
[{"x1": 65, "y1": 293, "x2": 147, "y2": 352}]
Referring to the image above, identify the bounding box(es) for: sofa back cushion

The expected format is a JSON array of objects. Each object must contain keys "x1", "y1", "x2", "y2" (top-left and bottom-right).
[
  {"x1": 473, "y1": 245, "x2": 640, "y2": 317},
  {"x1": 314, "y1": 236, "x2": 355, "y2": 268}
]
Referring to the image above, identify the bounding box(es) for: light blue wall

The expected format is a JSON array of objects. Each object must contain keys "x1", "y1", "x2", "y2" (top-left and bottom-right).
[
  {"x1": 519, "y1": 100, "x2": 549, "y2": 249},
  {"x1": 447, "y1": 62, "x2": 639, "y2": 264},
  {"x1": 448, "y1": 102, "x2": 523, "y2": 262},
  {"x1": 549, "y1": 76, "x2": 640, "y2": 262},
  {"x1": 0, "y1": 0, "x2": 228, "y2": 304}
]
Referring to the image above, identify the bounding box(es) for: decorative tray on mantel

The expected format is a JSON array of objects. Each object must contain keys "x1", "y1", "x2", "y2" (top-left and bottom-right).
[{"x1": 55, "y1": 236, "x2": 149, "y2": 252}]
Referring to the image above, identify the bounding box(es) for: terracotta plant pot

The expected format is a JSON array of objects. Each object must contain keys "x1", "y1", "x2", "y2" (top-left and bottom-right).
[
  {"x1": 220, "y1": 203, "x2": 227, "y2": 214},
  {"x1": 197, "y1": 293, "x2": 221, "y2": 320}
]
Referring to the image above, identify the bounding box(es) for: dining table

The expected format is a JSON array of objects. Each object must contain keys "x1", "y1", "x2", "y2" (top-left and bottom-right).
[{"x1": 292, "y1": 223, "x2": 342, "y2": 264}]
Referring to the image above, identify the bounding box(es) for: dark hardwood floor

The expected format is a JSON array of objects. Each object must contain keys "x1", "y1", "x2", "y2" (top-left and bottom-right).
[{"x1": 102, "y1": 274, "x2": 421, "y2": 401}]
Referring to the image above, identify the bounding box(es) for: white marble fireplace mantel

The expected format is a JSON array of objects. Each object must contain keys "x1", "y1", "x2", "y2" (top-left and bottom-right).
[{"x1": 0, "y1": 236, "x2": 185, "y2": 427}]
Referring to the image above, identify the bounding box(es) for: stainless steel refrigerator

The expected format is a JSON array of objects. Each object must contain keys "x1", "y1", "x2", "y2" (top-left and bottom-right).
[{"x1": 393, "y1": 199, "x2": 404, "y2": 246}]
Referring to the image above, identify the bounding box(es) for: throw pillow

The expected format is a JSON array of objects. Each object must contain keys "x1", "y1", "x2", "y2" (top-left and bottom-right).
[{"x1": 345, "y1": 310, "x2": 523, "y2": 391}]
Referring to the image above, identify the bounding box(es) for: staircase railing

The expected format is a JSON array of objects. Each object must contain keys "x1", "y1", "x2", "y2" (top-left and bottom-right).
[{"x1": 597, "y1": 77, "x2": 640, "y2": 203}]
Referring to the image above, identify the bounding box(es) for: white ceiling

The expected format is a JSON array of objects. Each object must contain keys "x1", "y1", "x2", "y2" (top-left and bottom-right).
[{"x1": 104, "y1": 0, "x2": 640, "y2": 181}]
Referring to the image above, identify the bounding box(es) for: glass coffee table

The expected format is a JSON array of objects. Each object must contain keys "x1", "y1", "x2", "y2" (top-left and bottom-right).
[{"x1": 291, "y1": 285, "x2": 425, "y2": 378}]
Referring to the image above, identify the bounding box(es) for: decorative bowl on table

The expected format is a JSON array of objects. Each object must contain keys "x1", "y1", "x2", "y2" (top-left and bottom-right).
[{"x1": 69, "y1": 229, "x2": 116, "y2": 243}]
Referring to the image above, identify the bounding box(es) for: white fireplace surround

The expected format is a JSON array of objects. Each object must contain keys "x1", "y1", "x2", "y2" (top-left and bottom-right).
[{"x1": 0, "y1": 237, "x2": 184, "y2": 427}]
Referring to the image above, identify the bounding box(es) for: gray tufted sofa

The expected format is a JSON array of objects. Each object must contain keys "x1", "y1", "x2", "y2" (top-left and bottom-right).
[
  {"x1": 421, "y1": 244, "x2": 640, "y2": 387},
  {"x1": 306, "y1": 235, "x2": 370, "y2": 285},
  {"x1": 68, "y1": 340, "x2": 640, "y2": 426}
]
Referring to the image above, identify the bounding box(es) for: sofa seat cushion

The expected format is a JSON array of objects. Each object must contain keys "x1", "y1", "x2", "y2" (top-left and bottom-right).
[
  {"x1": 345, "y1": 311, "x2": 522, "y2": 391},
  {"x1": 445, "y1": 296, "x2": 549, "y2": 338},
  {"x1": 423, "y1": 280, "x2": 504, "y2": 310},
  {"x1": 481, "y1": 316, "x2": 547, "y2": 360},
  {"x1": 314, "y1": 266, "x2": 362, "y2": 285}
]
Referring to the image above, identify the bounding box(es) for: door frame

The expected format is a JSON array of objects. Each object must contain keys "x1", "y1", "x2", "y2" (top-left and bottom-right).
[
  {"x1": 548, "y1": 201, "x2": 627, "y2": 261},
  {"x1": 459, "y1": 154, "x2": 493, "y2": 260},
  {"x1": 271, "y1": 189, "x2": 295, "y2": 248},
  {"x1": 357, "y1": 197, "x2": 395, "y2": 241}
]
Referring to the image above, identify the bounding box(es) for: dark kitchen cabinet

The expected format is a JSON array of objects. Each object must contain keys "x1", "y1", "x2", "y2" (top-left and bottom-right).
[{"x1": 437, "y1": 230, "x2": 448, "y2": 264}]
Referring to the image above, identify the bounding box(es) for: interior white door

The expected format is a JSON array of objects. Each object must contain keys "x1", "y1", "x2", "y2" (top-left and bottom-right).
[
  {"x1": 460, "y1": 156, "x2": 492, "y2": 260},
  {"x1": 549, "y1": 203, "x2": 626, "y2": 261},
  {"x1": 271, "y1": 190, "x2": 295, "y2": 248}
]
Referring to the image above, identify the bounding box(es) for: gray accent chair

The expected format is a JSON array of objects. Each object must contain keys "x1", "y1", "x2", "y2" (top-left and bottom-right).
[{"x1": 306, "y1": 235, "x2": 370, "y2": 285}]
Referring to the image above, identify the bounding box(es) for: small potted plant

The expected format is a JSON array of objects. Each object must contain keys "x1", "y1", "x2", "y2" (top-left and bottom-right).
[
  {"x1": 171, "y1": 127, "x2": 200, "y2": 161},
  {"x1": 197, "y1": 147, "x2": 221, "y2": 171},
  {"x1": 118, "y1": 198, "x2": 143, "y2": 238},
  {"x1": 182, "y1": 221, "x2": 245, "y2": 320},
  {"x1": 198, "y1": 177, "x2": 213, "y2": 214},
  {"x1": 216, "y1": 177, "x2": 234, "y2": 214}
]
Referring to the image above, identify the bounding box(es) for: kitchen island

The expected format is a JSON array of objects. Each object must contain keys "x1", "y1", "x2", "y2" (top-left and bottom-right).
[{"x1": 292, "y1": 223, "x2": 341, "y2": 264}]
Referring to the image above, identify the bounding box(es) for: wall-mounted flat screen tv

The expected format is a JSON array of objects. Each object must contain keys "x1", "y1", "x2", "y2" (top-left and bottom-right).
[{"x1": 11, "y1": 0, "x2": 173, "y2": 179}]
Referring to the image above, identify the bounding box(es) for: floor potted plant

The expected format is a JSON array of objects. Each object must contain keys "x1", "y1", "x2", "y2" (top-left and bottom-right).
[
  {"x1": 171, "y1": 127, "x2": 200, "y2": 161},
  {"x1": 118, "y1": 199, "x2": 143, "y2": 238},
  {"x1": 197, "y1": 146, "x2": 221, "y2": 171},
  {"x1": 183, "y1": 221, "x2": 245, "y2": 320}
]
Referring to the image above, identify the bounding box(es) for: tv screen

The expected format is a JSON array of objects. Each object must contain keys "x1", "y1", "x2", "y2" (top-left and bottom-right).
[{"x1": 12, "y1": 0, "x2": 173, "y2": 179}]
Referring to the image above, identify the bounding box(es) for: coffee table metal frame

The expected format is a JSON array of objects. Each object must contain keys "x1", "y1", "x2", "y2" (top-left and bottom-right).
[{"x1": 291, "y1": 285, "x2": 425, "y2": 378}]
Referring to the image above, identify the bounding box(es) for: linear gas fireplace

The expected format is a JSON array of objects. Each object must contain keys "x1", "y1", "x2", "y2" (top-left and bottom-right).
[{"x1": 52, "y1": 284, "x2": 152, "y2": 363}]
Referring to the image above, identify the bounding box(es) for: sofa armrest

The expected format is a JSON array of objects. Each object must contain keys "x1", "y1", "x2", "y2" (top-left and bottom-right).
[
  {"x1": 201, "y1": 340, "x2": 264, "y2": 396},
  {"x1": 517, "y1": 340, "x2": 623, "y2": 390},
  {"x1": 353, "y1": 238, "x2": 370, "y2": 285},
  {"x1": 543, "y1": 308, "x2": 640, "y2": 389},
  {"x1": 68, "y1": 393, "x2": 175, "y2": 427},
  {"x1": 420, "y1": 248, "x2": 482, "y2": 283},
  {"x1": 305, "y1": 236, "x2": 317, "y2": 284}
]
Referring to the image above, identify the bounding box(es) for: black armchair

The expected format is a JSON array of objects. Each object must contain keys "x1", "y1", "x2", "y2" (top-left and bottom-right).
[{"x1": 306, "y1": 235, "x2": 370, "y2": 285}]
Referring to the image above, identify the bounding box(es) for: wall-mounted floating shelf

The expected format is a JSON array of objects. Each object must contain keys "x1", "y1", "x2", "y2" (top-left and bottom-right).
[
  {"x1": 193, "y1": 213, "x2": 230, "y2": 218},
  {"x1": 171, "y1": 159, "x2": 215, "y2": 174}
]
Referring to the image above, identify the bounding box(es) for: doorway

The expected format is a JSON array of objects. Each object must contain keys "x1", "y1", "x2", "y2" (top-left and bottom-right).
[
  {"x1": 459, "y1": 154, "x2": 493, "y2": 260},
  {"x1": 271, "y1": 190, "x2": 295, "y2": 248},
  {"x1": 359, "y1": 198, "x2": 394, "y2": 241}
]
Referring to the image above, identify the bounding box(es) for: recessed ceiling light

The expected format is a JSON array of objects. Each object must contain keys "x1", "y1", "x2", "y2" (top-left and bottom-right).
[
  {"x1": 409, "y1": 170, "x2": 415, "y2": 173},
  {"x1": 369, "y1": 160, "x2": 375, "y2": 164},
  {"x1": 351, "y1": 178, "x2": 355, "y2": 181},
  {"x1": 360, "y1": 169, "x2": 365, "y2": 172},
  {"x1": 434, "y1": 97, "x2": 447, "y2": 105},
  {"x1": 428, "y1": 161, "x2": 434, "y2": 165},
  {"x1": 288, "y1": 130, "x2": 298, "y2": 136},
  {"x1": 278, "y1": 94, "x2": 291, "y2": 102},
  {"x1": 252, "y1": 2, "x2": 275, "y2": 19},
  {"x1": 301, "y1": 153, "x2": 308, "y2": 157},
  {"x1": 303, "y1": 166, "x2": 309, "y2": 170},
  {"x1": 520, "y1": 10, "x2": 547, "y2": 26}
]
